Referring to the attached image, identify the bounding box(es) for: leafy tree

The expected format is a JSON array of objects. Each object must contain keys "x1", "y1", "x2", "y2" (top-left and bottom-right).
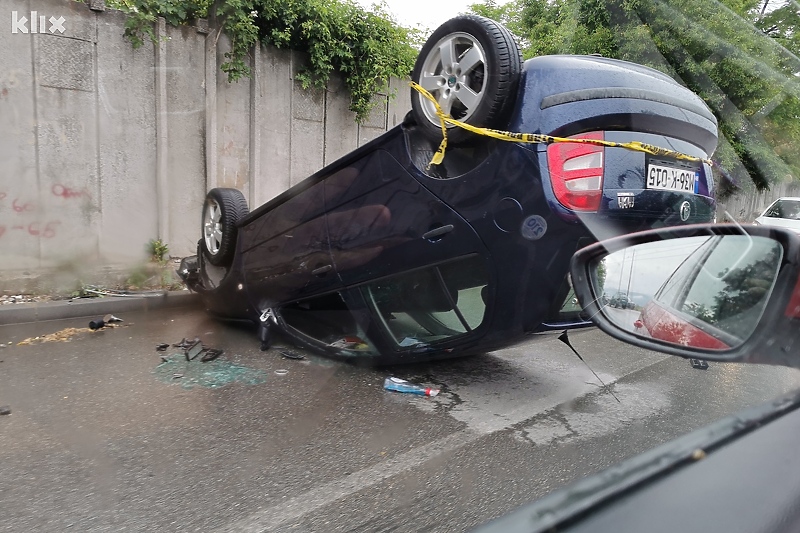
[
  {"x1": 755, "y1": 0, "x2": 800, "y2": 55},
  {"x1": 595, "y1": 259, "x2": 608, "y2": 296}
]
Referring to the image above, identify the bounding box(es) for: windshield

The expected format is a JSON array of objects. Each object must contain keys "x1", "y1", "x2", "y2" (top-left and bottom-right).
[
  {"x1": 764, "y1": 199, "x2": 800, "y2": 220},
  {"x1": 2, "y1": 0, "x2": 800, "y2": 532}
]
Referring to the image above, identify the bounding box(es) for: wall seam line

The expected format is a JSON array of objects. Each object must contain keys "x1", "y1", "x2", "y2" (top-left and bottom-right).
[
  {"x1": 29, "y1": 0, "x2": 43, "y2": 268},
  {"x1": 288, "y1": 50, "x2": 293, "y2": 186},
  {"x1": 154, "y1": 17, "x2": 169, "y2": 243},
  {"x1": 93, "y1": 10, "x2": 102, "y2": 260}
]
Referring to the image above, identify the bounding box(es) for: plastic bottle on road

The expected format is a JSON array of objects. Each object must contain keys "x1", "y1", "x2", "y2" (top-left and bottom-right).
[{"x1": 383, "y1": 377, "x2": 440, "y2": 397}]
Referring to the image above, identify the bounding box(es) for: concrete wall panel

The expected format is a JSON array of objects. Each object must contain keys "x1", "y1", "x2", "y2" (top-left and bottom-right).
[
  {"x1": 37, "y1": 35, "x2": 94, "y2": 91},
  {"x1": 387, "y1": 77, "x2": 411, "y2": 129},
  {"x1": 323, "y1": 74, "x2": 359, "y2": 165},
  {"x1": 165, "y1": 23, "x2": 207, "y2": 256},
  {"x1": 252, "y1": 45, "x2": 292, "y2": 206},
  {"x1": 290, "y1": 52, "x2": 324, "y2": 186},
  {"x1": 291, "y1": 117, "x2": 325, "y2": 187},
  {"x1": 34, "y1": 32, "x2": 100, "y2": 267},
  {"x1": 215, "y1": 34, "x2": 251, "y2": 196},
  {"x1": 34, "y1": 85, "x2": 100, "y2": 267},
  {"x1": 97, "y1": 9, "x2": 157, "y2": 265},
  {"x1": 358, "y1": 93, "x2": 389, "y2": 146}
]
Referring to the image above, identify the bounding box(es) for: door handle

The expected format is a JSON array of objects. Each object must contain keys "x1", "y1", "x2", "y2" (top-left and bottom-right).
[
  {"x1": 422, "y1": 225, "x2": 454, "y2": 241},
  {"x1": 312, "y1": 264, "x2": 332, "y2": 276}
]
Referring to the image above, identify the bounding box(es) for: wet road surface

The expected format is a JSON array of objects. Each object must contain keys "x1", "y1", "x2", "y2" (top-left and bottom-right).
[{"x1": 1, "y1": 306, "x2": 799, "y2": 532}]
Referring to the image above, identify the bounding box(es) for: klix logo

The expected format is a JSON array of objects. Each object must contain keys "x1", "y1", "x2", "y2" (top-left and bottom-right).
[{"x1": 11, "y1": 11, "x2": 66, "y2": 34}]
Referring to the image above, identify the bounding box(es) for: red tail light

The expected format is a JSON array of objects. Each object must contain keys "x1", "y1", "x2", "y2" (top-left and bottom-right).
[{"x1": 547, "y1": 132, "x2": 605, "y2": 211}]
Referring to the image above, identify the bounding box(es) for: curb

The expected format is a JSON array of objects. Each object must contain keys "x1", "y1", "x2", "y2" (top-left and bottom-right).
[{"x1": 0, "y1": 291, "x2": 203, "y2": 325}]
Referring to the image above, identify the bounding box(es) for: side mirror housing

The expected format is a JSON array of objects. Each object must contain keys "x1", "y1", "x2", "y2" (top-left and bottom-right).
[{"x1": 570, "y1": 224, "x2": 800, "y2": 367}]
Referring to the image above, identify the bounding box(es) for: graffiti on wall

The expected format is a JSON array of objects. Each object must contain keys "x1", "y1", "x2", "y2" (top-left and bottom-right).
[{"x1": 0, "y1": 184, "x2": 91, "y2": 242}]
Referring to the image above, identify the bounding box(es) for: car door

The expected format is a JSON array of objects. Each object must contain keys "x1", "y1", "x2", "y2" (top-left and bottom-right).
[
  {"x1": 322, "y1": 150, "x2": 495, "y2": 355},
  {"x1": 323, "y1": 149, "x2": 487, "y2": 286},
  {"x1": 238, "y1": 178, "x2": 339, "y2": 308}
]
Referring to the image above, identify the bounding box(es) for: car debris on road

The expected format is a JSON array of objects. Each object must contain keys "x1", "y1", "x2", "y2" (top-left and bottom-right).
[
  {"x1": 88, "y1": 314, "x2": 124, "y2": 330},
  {"x1": 154, "y1": 352, "x2": 267, "y2": 389},
  {"x1": 200, "y1": 348, "x2": 223, "y2": 362},
  {"x1": 280, "y1": 350, "x2": 306, "y2": 360},
  {"x1": 383, "y1": 377, "x2": 440, "y2": 397},
  {"x1": 160, "y1": 337, "x2": 225, "y2": 364}
]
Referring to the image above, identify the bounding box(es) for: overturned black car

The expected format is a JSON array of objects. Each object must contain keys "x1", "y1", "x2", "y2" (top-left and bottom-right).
[{"x1": 179, "y1": 15, "x2": 719, "y2": 364}]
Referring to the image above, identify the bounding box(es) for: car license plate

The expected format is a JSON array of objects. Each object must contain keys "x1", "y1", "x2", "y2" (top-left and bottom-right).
[
  {"x1": 617, "y1": 192, "x2": 635, "y2": 209},
  {"x1": 646, "y1": 163, "x2": 699, "y2": 193}
]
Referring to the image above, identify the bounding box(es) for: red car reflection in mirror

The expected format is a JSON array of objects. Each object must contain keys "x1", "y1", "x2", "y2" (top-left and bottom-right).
[
  {"x1": 634, "y1": 301, "x2": 730, "y2": 350},
  {"x1": 622, "y1": 235, "x2": 783, "y2": 351}
]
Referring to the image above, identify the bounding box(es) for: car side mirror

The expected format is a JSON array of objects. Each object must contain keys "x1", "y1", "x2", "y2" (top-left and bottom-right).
[{"x1": 570, "y1": 224, "x2": 800, "y2": 367}]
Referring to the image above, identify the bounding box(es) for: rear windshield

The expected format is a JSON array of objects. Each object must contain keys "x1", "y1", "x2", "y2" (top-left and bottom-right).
[{"x1": 764, "y1": 200, "x2": 800, "y2": 220}]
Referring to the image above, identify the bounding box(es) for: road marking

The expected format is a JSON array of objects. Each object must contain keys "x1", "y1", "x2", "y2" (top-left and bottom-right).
[{"x1": 223, "y1": 428, "x2": 482, "y2": 532}]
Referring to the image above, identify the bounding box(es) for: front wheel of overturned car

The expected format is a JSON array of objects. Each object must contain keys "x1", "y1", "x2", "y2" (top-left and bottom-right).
[
  {"x1": 201, "y1": 188, "x2": 249, "y2": 266},
  {"x1": 410, "y1": 15, "x2": 522, "y2": 146}
]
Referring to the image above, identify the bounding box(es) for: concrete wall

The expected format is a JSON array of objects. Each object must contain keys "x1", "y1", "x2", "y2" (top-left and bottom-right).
[{"x1": 0, "y1": 0, "x2": 411, "y2": 276}]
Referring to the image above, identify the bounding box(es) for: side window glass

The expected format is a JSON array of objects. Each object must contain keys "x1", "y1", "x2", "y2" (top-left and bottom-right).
[
  {"x1": 653, "y1": 237, "x2": 716, "y2": 307},
  {"x1": 279, "y1": 292, "x2": 378, "y2": 356},
  {"x1": 362, "y1": 256, "x2": 489, "y2": 348},
  {"x1": 678, "y1": 236, "x2": 782, "y2": 338},
  {"x1": 766, "y1": 200, "x2": 800, "y2": 220},
  {"x1": 765, "y1": 201, "x2": 784, "y2": 218}
]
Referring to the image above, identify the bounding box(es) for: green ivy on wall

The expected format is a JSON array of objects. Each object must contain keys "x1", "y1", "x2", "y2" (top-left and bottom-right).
[{"x1": 109, "y1": 0, "x2": 420, "y2": 123}]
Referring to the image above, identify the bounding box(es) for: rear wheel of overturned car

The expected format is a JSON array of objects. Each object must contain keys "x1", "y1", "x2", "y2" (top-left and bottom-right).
[
  {"x1": 201, "y1": 188, "x2": 249, "y2": 266},
  {"x1": 410, "y1": 15, "x2": 522, "y2": 146}
]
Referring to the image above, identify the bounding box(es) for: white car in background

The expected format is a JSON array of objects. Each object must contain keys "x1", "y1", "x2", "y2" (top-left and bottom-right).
[{"x1": 755, "y1": 197, "x2": 800, "y2": 234}]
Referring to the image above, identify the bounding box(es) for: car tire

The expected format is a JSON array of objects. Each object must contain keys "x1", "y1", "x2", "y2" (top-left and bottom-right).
[
  {"x1": 410, "y1": 15, "x2": 522, "y2": 146},
  {"x1": 200, "y1": 188, "x2": 249, "y2": 266}
]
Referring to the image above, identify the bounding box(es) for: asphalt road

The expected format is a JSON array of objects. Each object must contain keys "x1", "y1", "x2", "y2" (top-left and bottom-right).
[{"x1": 2, "y1": 305, "x2": 799, "y2": 532}]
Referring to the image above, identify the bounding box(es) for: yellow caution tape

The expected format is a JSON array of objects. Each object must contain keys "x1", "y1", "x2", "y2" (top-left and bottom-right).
[{"x1": 409, "y1": 82, "x2": 713, "y2": 168}]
